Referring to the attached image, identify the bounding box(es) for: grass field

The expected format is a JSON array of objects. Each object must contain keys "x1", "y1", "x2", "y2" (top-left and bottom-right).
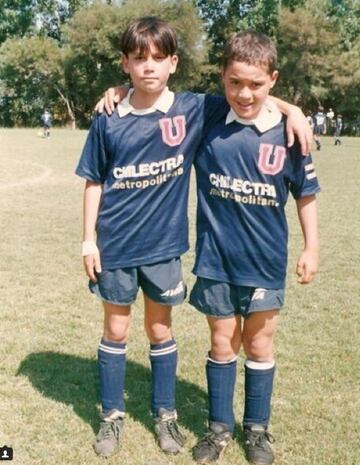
[{"x1": 1, "y1": 128, "x2": 359, "y2": 465}]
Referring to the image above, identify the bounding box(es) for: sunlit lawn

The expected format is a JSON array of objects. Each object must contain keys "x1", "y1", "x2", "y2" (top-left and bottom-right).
[{"x1": 1, "y1": 128, "x2": 359, "y2": 465}]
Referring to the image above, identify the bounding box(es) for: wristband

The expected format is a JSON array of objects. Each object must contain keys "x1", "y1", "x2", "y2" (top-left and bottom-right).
[{"x1": 82, "y1": 241, "x2": 99, "y2": 256}]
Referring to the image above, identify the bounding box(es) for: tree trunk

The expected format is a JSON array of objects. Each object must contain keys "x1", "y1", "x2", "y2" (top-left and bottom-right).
[{"x1": 55, "y1": 86, "x2": 76, "y2": 129}]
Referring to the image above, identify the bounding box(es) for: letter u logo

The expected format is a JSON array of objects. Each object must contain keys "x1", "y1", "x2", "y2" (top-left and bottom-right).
[
  {"x1": 258, "y1": 143, "x2": 286, "y2": 175},
  {"x1": 159, "y1": 116, "x2": 186, "y2": 147}
]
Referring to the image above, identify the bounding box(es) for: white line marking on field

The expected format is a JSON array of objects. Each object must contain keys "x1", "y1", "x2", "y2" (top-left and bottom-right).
[{"x1": 0, "y1": 162, "x2": 53, "y2": 190}]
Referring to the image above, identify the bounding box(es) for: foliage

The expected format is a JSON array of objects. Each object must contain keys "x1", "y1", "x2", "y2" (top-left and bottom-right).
[
  {"x1": 274, "y1": 7, "x2": 338, "y2": 109},
  {"x1": 274, "y1": 4, "x2": 360, "y2": 118},
  {"x1": 0, "y1": 0, "x2": 33, "y2": 44},
  {"x1": 0, "y1": 0, "x2": 90, "y2": 45},
  {"x1": 195, "y1": 0, "x2": 281, "y2": 93},
  {"x1": 321, "y1": 0, "x2": 360, "y2": 51},
  {"x1": 0, "y1": 0, "x2": 359, "y2": 125},
  {"x1": 0, "y1": 36, "x2": 66, "y2": 126},
  {"x1": 63, "y1": 0, "x2": 205, "y2": 126}
]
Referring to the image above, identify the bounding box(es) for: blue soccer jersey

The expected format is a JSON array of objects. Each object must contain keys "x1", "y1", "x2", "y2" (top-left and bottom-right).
[
  {"x1": 76, "y1": 90, "x2": 227, "y2": 270},
  {"x1": 193, "y1": 106, "x2": 320, "y2": 289}
]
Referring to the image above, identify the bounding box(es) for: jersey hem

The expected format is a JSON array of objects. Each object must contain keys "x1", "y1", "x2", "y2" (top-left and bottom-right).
[
  {"x1": 100, "y1": 245, "x2": 189, "y2": 270},
  {"x1": 192, "y1": 268, "x2": 285, "y2": 289}
]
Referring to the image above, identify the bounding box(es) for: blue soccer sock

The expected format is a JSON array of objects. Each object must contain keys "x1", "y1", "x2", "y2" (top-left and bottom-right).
[
  {"x1": 206, "y1": 353, "x2": 237, "y2": 432},
  {"x1": 98, "y1": 338, "x2": 127, "y2": 416},
  {"x1": 149, "y1": 339, "x2": 177, "y2": 417},
  {"x1": 243, "y1": 359, "x2": 275, "y2": 428}
]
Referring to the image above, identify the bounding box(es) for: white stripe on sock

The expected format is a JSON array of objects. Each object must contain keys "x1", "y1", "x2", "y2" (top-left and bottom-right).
[
  {"x1": 207, "y1": 354, "x2": 238, "y2": 364},
  {"x1": 99, "y1": 343, "x2": 127, "y2": 355},
  {"x1": 150, "y1": 344, "x2": 177, "y2": 357},
  {"x1": 245, "y1": 359, "x2": 275, "y2": 370}
]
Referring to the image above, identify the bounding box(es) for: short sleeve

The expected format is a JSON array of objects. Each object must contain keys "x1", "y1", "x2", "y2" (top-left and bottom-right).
[
  {"x1": 75, "y1": 115, "x2": 109, "y2": 184},
  {"x1": 288, "y1": 141, "x2": 321, "y2": 199}
]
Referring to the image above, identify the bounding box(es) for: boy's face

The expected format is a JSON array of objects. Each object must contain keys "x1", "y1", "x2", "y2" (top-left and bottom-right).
[
  {"x1": 122, "y1": 42, "x2": 178, "y2": 97},
  {"x1": 222, "y1": 61, "x2": 278, "y2": 120}
]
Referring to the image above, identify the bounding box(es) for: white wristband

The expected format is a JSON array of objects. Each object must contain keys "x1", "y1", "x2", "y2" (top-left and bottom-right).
[{"x1": 82, "y1": 241, "x2": 99, "y2": 256}]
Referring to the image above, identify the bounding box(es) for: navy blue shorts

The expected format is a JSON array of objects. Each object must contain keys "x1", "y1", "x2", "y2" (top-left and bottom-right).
[
  {"x1": 89, "y1": 257, "x2": 186, "y2": 306},
  {"x1": 189, "y1": 277, "x2": 284, "y2": 319},
  {"x1": 314, "y1": 125, "x2": 324, "y2": 135}
]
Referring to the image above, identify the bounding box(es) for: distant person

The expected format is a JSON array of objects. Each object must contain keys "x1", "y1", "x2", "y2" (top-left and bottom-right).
[
  {"x1": 326, "y1": 107, "x2": 334, "y2": 133},
  {"x1": 41, "y1": 109, "x2": 52, "y2": 138},
  {"x1": 334, "y1": 114, "x2": 343, "y2": 145},
  {"x1": 313, "y1": 106, "x2": 326, "y2": 150}
]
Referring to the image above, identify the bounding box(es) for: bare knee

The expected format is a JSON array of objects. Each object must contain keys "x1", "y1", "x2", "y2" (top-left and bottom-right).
[
  {"x1": 145, "y1": 321, "x2": 172, "y2": 344},
  {"x1": 211, "y1": 331, "x2": 241, "y2": 361},
  {"x1": 243, "y1": 336, "x2": 274, "y2": 362},
  {"x1": 103, "y1": 303, "x2": 131, "y2": 343}
]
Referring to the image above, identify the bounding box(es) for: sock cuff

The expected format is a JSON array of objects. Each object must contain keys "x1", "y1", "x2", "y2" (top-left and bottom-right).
[
  {"x1": 207, "y1": 352, "x2": 238, "y2": 365},
  {"x1": 99, "y1": 338, "x2": 127, "y2": 355},
  {"x1": 150, "y1": 339, "x2": 177, "y2": 357},
  {"x1": 244, "y1": 359, "x2": 275, "y2": 370}
]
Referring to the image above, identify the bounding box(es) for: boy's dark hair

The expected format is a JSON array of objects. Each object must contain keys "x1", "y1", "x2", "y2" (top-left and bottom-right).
[
  {"x1": 222, "y1": 31, "x2": 277, "y2": 74},
  {"x1": 121, "y1": 16, "x2": 178, "y2": 57}
]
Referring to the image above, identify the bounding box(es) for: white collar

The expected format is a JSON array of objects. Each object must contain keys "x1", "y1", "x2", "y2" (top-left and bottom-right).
[
  {"x1": 225, "y1": 99, "x2": 282, "y2": 133},
  {"x1": 117, "y1": 87, "x2": 174, "y2": 117}
]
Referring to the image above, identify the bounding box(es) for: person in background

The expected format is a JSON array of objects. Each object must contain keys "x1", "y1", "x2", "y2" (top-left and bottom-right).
[
  {"x1": 41, "y1": 109, "x2": 52, "y2": 138},
  {"x1": 334, "y1": 114, "x2": 343, "y2": 145},
  {"x1": 313, "y1": 106, "x2": 326, "y2": 150}
]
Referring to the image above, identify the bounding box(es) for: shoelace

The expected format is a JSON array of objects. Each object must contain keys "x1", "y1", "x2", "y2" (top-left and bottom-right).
[
  {"x1": 248, "y1": 431, "x2": 275, "y2": 448},
  {"x1": 161, "y1": 419, "x2": 184, "y2": 445},
  {"x1": 98, "y1": 420, "x2": 121, "y2": 440},
  {"x1": 196, "y1": 431, "x2": 226, "y2": 452}
]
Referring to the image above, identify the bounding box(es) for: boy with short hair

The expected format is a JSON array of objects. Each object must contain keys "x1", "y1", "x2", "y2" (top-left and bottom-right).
[
  {"x1": 189, "y1": 31, "x2": 319, "y2": 465},
  {"x1": 78, "y1": 16, "x2": 312, "y2": 459}
]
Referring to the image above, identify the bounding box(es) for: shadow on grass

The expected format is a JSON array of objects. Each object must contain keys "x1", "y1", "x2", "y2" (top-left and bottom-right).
[{"x1": 16, "y1": 351, "x2": 214, "y2": 439}]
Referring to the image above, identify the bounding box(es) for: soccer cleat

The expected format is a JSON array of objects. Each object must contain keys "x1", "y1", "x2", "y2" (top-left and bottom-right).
[
  {"x1": 244, "y1": 424, "x2": 275, "y2": 465},
  {"x1": 154, "y1": 408, "x2": 185, "y2": 454},
  {"x1": 192, "y1": 421, "x2": 232, "y2": 463},
  {"x1": 93, "y1": 410, "x2": 124, "y2": 457}
]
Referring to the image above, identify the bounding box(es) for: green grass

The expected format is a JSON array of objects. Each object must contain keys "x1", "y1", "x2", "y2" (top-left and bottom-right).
[{"x1": 1, "y1": 128, "x2": 359, "y2": 465}]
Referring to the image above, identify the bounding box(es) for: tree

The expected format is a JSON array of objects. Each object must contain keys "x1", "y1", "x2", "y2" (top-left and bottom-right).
[
  {"x1": 195, "y1": 0, "x2": 280, "y2": 92},
  {"x1": 0, "y1": 36, "x2": 72, "y2": 126},
  {"x1": 274, "y1": 7, "x2": 338, "y2": 109},
  {"x1": 0, "y1": 0, "x2": 206, "y2": 127},
  {"x1": 63, "y1": 0, "x2": 205, "y2": 126},
  {"x1": 34, "y1": 0, "x2": 90, "y2": 42},
  {"x1": 0, "y1": 0, "x2": 90, "y2": 45},
  {"x1": 325, "y1": 0, "x2": 360, "y2": 51},
  {"x1": 0, "y1": 0, "x2": 34, "y2": 44}
]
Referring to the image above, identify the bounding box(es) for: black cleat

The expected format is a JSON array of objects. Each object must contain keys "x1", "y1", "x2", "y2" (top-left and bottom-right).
[
  {"x1": 154, "y1": 408, "x2": 185, "y2": 454},
  {"x1": 93, "y1": 410, "x2": 124, "y2": 457},
  {"x1": 244, "y1": 424, "x2": 275, "y2": 465},
  {"x1": 192, "y1": 421, "x2": 232, "y2": 463}
]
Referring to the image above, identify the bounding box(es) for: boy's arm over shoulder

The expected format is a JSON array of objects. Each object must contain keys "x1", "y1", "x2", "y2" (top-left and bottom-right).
[
  {"x1": 194, "y1": 93, "x2": 229, "y2": 134},
  {"x1": 269, "y1": 96, "x2": 312, "y2": 155}
]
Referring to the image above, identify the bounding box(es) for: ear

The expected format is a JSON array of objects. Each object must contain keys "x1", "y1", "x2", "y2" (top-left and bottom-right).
[
  {"x1": 169, "y1": 55, "x2": 179, "y2": 75},
  {"x1": 269, "y1": 70, "x2": 279, "y2": 88},
  {"x1": 121, "y1": 54, "x2": 130, "y2": 74}
]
